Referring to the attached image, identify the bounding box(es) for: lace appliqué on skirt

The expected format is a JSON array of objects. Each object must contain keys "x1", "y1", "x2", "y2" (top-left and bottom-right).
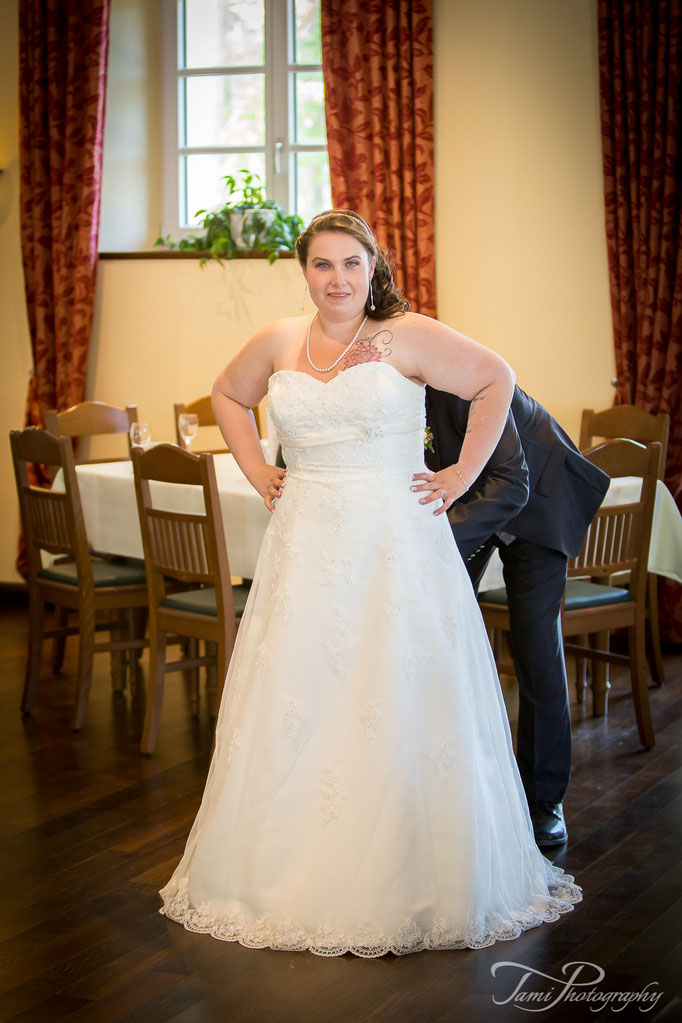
[
  {"x1": 161, "y1": 367, "x2": 585, "y2": 959},
  {"x1": 160, "y1": 867, "x2": 582, "y2": 958}
]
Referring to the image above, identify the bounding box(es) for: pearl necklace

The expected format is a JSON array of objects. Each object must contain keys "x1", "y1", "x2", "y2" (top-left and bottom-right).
[{"x1": 305, "y1": 313, "x2": 369, "y2": 373}]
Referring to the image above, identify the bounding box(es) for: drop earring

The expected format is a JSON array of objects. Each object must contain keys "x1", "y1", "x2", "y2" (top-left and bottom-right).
[
  {"x1": 300, "y1": 282, "x2": 308, "y2": 311},
  {"x1": 369, "y1": 278, "x2": 375, "y2": 311}
]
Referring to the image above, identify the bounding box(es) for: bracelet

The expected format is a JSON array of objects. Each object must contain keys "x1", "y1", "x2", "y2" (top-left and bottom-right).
[{"x1": 454, "y1": 467, "x2": 470, "y2": 491}]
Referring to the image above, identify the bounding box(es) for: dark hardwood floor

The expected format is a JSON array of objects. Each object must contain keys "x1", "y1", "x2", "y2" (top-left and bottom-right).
[{"x1": 1, "y1": 589, "x2": 681, "y2": 1023}]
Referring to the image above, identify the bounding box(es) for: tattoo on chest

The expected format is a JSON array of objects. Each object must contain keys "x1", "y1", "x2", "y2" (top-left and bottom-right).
[{"x1": 342, "y1": 330, "x2": 394, "y2": 370}]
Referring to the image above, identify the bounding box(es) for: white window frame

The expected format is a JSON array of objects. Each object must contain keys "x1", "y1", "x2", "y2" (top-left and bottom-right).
[{"x1": 161, "y1": 0, "x2": 328, "y2": 240}]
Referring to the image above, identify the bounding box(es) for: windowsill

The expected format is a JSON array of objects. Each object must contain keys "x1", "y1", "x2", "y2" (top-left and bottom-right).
[{"x1": 98, "y1": 250, "x2": 297, "y2": 260}]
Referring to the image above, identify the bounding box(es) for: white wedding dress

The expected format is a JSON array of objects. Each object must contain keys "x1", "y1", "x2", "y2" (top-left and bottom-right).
[{"x1": 160, "y1": 361, "x2": 581, "y2": 956}]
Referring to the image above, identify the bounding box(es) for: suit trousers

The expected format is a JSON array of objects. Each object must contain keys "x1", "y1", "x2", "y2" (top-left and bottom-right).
[{"x1": 466, "y1": 536, "x2": 571, "y2": 805}]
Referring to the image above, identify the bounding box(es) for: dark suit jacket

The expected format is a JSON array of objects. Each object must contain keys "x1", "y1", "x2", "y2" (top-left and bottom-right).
[{"x1": 425, "y1": 385, "x2": 610, "y2": 561}]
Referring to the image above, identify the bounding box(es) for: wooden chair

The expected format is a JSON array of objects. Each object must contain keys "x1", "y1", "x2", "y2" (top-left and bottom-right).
[
  {"x1": 579, "y1": 405, "x2": 670, "y2": 455},
  {"x1": 45, "y1": 400, "x2": 142, "y2": 679},
  {"x1": 131, "y1": 443, "x2": 251, "y2": 754},
  {"x1": 174, "y1": 395, "x2": 264, "y2": 452},
  {"x1": 580, "y1": 404, "x2": 670, "y2": 687},
  {"x1": 479, "y1": 439, "x2": 662, "y2": 750},
  {"x1": 45, "y1": 400, "x2": 138, "y2": 463},
  {"x1": 10, "y1": 427, "x2": 148, "y2": 730}
]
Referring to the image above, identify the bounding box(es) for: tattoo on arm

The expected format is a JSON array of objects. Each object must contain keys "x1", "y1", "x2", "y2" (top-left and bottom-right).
[{"x1": 465, "y1": 394, "x2": 485, "y2": 434}]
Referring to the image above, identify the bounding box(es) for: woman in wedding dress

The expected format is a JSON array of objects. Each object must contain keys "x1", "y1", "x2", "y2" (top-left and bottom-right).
[{"x1": 160, "y1": 209, "x2": 581, "y2": 956}]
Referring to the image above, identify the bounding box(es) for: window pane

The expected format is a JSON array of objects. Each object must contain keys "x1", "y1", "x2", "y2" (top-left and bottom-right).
[
  {"x1": 183, "y1": 0, "x2": 264, "y2": 69},
  {"x1": 182, "y1": 152, "x2": 267, "y2": 226},
  {"x1": 294, "y1": 151, "x2": 331, "y2": 226},
  {"x1": 183, "y1": 74, "x2": 265, "y2": 147},
  {"x1": 293, "y1": 0, "x2": 322, "y2": 64},
  {"x1": 293, "y1": 71, "x2": 326, "y2": 145}
]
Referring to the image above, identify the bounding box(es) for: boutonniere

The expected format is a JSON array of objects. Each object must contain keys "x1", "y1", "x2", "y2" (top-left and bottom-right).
[{"x1": 424, "y1": 426, "x2": 434, "y2": 453}]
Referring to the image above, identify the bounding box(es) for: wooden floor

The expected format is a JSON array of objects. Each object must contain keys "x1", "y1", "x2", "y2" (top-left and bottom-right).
[{"x1": 1, "y1": 590, "x2": 681, "y2": 1023}]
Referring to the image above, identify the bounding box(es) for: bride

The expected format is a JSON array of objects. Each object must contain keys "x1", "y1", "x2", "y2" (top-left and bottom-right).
[{"x1": 159, "y1": 209, "x2": 581, "y2": 956}]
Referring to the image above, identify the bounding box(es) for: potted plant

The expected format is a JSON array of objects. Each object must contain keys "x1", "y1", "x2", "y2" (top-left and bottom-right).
[{"x1": 155, "y1": 170, "x2": 303, "y2": 265}]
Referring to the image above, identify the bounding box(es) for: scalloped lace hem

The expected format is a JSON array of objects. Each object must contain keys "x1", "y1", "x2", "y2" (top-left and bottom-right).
[{"x1": 159, "y1": 870, "x2": 582, "y2": 958}]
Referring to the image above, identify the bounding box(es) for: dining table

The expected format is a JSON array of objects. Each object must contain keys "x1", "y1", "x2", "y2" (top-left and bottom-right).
[
  {"x1": 53, "y1": 455, "x2": 682, "y2": 588},
  {"x1": 53, "y1": 451, "x2": 271, "y2": 580}
]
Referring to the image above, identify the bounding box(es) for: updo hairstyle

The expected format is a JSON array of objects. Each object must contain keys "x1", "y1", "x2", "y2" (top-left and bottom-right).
[{"x1": 295, "y1": 209, "x2": 409, "y2": 320}]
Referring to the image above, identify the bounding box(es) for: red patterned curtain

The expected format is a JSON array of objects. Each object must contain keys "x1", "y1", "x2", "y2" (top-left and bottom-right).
[
  {"x1": 19, "y1": 0, "x2": 111, "y2": 432},
  {"x1": 320, "y1": 0, "x2": 436, "y2": 316},
  {"x1": 598, "y1": 0, "x2": 682, "y2": 639}
]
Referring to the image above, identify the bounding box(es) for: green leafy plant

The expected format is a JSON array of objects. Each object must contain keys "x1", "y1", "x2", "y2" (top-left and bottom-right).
[{"x1": 155, "y1": 170, "x2": 304, "y2": 265}]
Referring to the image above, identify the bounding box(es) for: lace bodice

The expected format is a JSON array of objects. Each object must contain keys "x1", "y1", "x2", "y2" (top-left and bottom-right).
[{"x1": 267, "y1": 363, "x2": 426, "y2": 477}]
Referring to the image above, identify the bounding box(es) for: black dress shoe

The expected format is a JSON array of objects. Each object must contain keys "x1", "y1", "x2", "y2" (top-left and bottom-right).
[{"x1": 530, "y1": 801, "x2": 567, "y2": 847}]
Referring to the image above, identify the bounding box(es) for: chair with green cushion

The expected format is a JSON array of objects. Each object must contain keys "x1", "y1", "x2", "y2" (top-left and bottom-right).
[
  {"x1": 44, "y1": 400, "x2": 144, "y2": 683},
  {"x1": 10, "y1": 427, "x2": 149, "y2": 730},
  {"x1": 579, "y1": 404, "x2": 670, "y2": 688},
  {"x1": 479, "y1": 439, "x2": 662, "y2": 750},
  {"x1": 131, "y1": 443, "x2": 250, "y2": 754}
]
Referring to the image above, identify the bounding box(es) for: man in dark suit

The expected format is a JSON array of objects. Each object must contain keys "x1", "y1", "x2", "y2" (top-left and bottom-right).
[{"x1": 425, "y1": 384, "x2": 610, "y2": 847}]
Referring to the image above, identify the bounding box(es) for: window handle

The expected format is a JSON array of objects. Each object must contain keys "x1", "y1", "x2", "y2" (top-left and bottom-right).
[{"x1": 275, "y1": 138, "x2": 284, "y2": 175}]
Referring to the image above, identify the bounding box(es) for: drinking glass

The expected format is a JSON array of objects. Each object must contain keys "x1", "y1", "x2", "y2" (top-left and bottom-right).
[
  {"x1": 129, "y1": 422, "x2": 152, "y2": 449},
  {"x1": 178, "y1": 413, "x2": 199, "y2": 449}
]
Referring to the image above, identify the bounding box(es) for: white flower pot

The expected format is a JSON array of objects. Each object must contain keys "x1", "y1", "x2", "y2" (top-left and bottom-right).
[{"x1": 230, "y1": 209, "x2": 276, "y2": 250}]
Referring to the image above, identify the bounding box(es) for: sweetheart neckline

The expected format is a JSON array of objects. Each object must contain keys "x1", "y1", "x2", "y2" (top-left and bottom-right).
[{"x1": 268, "y1": 361, "x2": 424, "y2": 393}]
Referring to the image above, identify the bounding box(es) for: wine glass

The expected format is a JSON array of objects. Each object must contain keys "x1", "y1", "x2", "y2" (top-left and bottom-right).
[
  {"x1": 129, "y1": 421, "x2": 151, "y2": 450},
  {"x1": 178, "y1": 413, "x2": 199, "y2": 450}
]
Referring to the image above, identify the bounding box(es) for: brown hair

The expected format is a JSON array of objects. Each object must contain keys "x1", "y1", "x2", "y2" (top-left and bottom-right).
[{"x1": 295, "y1": 209, "x2": 409, "y2": 320}]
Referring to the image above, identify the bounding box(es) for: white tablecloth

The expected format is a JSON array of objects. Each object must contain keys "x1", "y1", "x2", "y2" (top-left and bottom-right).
[
  {"x1": 480, "y1": 476, "x2": 682, "y2": 591},
  {"x1": 54, "y1": 454, "x2": 271, "y2": 580},
  {"x1": 54, "y1": 460, "x2": 682, "y2": 588},
  {"x1": 605, "y1": 477, "x2": 682, "y2": 585}
]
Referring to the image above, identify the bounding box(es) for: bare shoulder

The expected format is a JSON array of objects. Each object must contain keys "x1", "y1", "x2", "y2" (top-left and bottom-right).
[
  {"x1": 387, "y1": 312, "x2": 473, "y2": 375},
  {"x1": 215, "y1": 316, "x2": 306, "y2": 406},
  {"x1": 227, "y1": 315, "x2": 304, "y2": 369},
  {"x1": 399, "y1": 311, "x2": 470, "y2": 341},
  {"x1": 247, "y1": 315, "x2": 308, "y2": 348},
  {"x1": 386, "y1": 311, "x2": 513, "y2": 396},
  {"x1": 268, "y1": 314, "x2": 310, "y2": 336},
  {"x1": 365, "y1": 311, "x2": 435, "y2": 346}
]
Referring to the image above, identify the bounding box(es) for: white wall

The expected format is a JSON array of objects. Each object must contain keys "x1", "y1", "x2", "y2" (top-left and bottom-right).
[
  {"x1": 88, "y1": 255, "x2": 304, "y2": 447},
  {"x1": 0, "y1": 0, "x2": 616, "y2": 583},
  {"x1": 434, "y1": 0, "x2": 615, "y2": 432}
]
